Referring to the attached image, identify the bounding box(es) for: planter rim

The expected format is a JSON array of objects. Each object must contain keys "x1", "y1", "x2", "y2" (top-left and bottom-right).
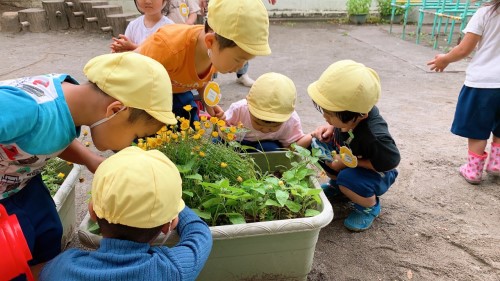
[{"x1": 53, "y1": 164, "x2": 81, "y2": 211}]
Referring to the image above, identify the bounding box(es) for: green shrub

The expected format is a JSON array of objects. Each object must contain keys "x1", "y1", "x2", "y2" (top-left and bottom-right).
[
  {"x1": 346, "y1": 0, "x2": 372, "y2": 15},
  {"x1": 377, "y1": 0, "x2": 404, "y2": 17}
]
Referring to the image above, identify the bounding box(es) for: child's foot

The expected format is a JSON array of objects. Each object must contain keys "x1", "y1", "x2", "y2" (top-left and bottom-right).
[
  {"x1": 344, "y1": 198, "x2": 381, "y2": 232},
  {"x1": 320, "y1": 180, "x2": 340, "y2": 199},
  {"x1": 236, "y1": 74, "x2": 255, "y2": 87}
]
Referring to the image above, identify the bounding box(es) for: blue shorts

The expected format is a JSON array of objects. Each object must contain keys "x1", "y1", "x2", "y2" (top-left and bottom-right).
[
  {"x1": 333, "y1": 168, "x2": 398, "y2": 198},
  {"x1": 0, "y1": 174, "x2": 63, "y2": 266},
  {"x1": 451, "y1": 86, "x2": 500, "y2": 140}
]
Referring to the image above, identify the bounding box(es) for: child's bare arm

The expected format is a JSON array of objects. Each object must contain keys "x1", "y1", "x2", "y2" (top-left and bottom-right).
[
  {"x1": 295, "y1": 133, "x2": 313, "y2": 148},
  {"x1": 58, "y1": 139, "x2": 105, "y2": 173},
  {"x1": 427, "y1": 32, "x2": 481, "y2": 72}
]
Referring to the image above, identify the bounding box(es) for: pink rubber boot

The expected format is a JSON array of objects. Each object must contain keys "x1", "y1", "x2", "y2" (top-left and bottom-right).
[
  {"x1": 485, "y1": 143, "x2": 500, "y2": 176},
  {"x1": 459, "y1": 150, "x2": 487, "y2": 184}
]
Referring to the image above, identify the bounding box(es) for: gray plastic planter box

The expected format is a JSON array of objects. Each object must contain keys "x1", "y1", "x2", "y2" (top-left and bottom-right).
[
  {"x1": 78, "y1": 152, "x2": 333, "y2": 280},
  {"x1": 53, "y1": 164, "x2": 81, "y2": 249}
]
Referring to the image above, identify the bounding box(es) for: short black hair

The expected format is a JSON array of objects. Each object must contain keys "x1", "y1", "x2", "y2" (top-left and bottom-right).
[
  {"x1": 333, "y1": 111, "x2": 364, "y2": 123},
  {"x1": 97, "y1": 217, "x2": 164, "y2": 243},
  {"x1": 204, "y1": 20, "x2": 238, "y2": 50}
]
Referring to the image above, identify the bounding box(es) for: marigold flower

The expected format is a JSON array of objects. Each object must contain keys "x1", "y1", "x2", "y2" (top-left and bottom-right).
[
  {"x1": 193, "y1": 121, "x2": 201, "y2": 127},
  {"x1": 237, "y1": 176, "x2": 243, "y2": 182},
  {"x1": 211, "y1": 131, "x2": 219, "y2": 138},
  {"x1": 160, "y1": 126, "x2": 167, "y2": 132},
  {"x1": 180, "y1": 120, "x2": 190, "y2": 131},
  {"x1": 183, "y1": 105, "x2": 193, "y2": 111},
  {"x1": 210, "y1": 117, "x2": 219, "y2": 124},
  {"x1": 217, "y1": 120, "x2": 226, "y2": 127},
  {"x1": 220, "y1": 162, "x2": 228, "y2": 168},
  {"x1": 171, "y1": 134, "x2": 179, "y2": 140},
  {"x1": 198, "y1": 129, "x2": 206, "y2": 135},
  {"x1": 192, "y1": 134, "x2": 201, "y2": 140},
  {"x1": 226, "y1": 133, "x2": 235, "y2": 141},
  {"x1": 229, "y1": 126, "x2": 237, "y2": 133},
  {"x1": 199, "y1": 151, "x2": 206, "y2": 157},
  {"x1": 57, "y1": 173, "x2": 65, "y2": 178},
  {"x1": 200, "y1": 115, "x2": 208, "y2": 122},
  {"x1": 220, "y1": 126, "x2": 227, "y2": 132},
  {"x1": 204, "y1": 121, "x2": 211, "y2": 128}
]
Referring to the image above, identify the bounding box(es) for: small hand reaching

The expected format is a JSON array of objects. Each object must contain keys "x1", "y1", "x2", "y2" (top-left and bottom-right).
[
  {"x1": 110, "y1": 34, "x2": 136, "y2": 53},
  {"x1": 427, "y1": 54, "x2": 449, "y2": 72}
]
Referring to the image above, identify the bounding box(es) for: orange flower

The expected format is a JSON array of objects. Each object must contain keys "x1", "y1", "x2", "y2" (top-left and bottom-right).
[{"x1": 180, "y1": 120, "x2": 190, "y2": 131}]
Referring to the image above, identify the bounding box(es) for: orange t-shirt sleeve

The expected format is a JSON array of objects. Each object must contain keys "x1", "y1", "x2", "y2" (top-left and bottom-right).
[{"x1": 139, "y1": 28, "x2": 180, "y2": 74}]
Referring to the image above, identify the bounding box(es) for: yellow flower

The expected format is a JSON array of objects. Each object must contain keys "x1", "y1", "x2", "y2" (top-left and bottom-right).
[
  {"x1": 180, "y1": 120, "x2": 190, "y2": 131},
  {"x1": 66, "y1": 161, "x2": 73, "y2": 165},
  {"x1": 192, "y1": 134, "x2": 201, "y2": 140},
  {"x1": 220, "y1": 162, "x2": 228, "y2": 168},
  {"x1": 171, "y1": 134, "x2": 179, "y2": 140},
  {"x1": 199, "y1": 151, "x2": 206, "y2": 157},
  {"x1": 198, "y1": 129, "x2": 206, "y2": 135},
  {"x1": 160, "y1": 126, "x2": 167, "y2": 132},
  {"x1": 200, "y1": 115, "x2": 208, "y2": 122},
  {"x1": 194, "y1": 124, "x2": 201, "y2": 131},
  {"x1": 278, "y1": 181, "x2": 284, "y2": 186},
  {"x1": 226, "y1": 133, "x2": 235, "y2": 141},
  {"x1": 229, "y1": 126, "x2": 237, "y2": 133},
  {"x1": 138, "y1": 138, "x2": 144, "y2": 143},
  {"x1": 84, "y1": 141, "x2": 91, "y2": 147},
  {"x1": 193, "y1": 121, "x2": 201, "y2": 127},
  {"x1": 82, "y1": 130, "x2": 88, "y2": 136},
  {"x1": 138, "y1": 143, "x2": 147, "y2": 150},
  {"x1": 237, "y1": 176, "x2": 243, "y2": 182},
  {"x1": 204, "y1": 121, "x2": 211, "y2": 128},
  {"x1": 183, "y1": 105, "x2": 193, "y2": 111},
  {"x1": 220, "y1": 126, "x2": 227, "y2": 132},
  {"x1": 237, "y1": 121, "x2": 244, "y2": 128},
  {"x1": 210, "y1": 116, "x2": 219, "y2": 124},
  {"x1": 211, "y1": 131, "x2": 219, "y2": 138},
  {"x1": 217, "y1": 120, "x2": 226, "y2": 127},
  {"x1": 57, "y1": 172, "x2": 65, "y2": 178}
]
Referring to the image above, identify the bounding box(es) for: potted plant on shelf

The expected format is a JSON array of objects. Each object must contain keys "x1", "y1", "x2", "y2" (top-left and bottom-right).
[
  {"x1": 346, "y1": 0, "x2": 372, "y2": 24},
  {"x1": 42, "y1": 157, "x2": 82, "y2": 248},
  {"x1": 78, "y1": 112, "x2": 334, "y2": 281},
  {"x1": 377, "y1": 0, "x2": 404, "y2": 22}
]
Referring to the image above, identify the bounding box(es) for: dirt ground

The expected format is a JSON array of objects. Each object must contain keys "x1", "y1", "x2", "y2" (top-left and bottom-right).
[{"x1": 1, "y1": 5, "x2": 499, "y2": 280}]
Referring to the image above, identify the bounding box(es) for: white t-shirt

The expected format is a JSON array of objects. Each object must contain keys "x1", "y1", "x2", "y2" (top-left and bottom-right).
[
  {"x1": 462, "y1": 6, "x2": 500, "y2": 88},
  {"x1": 125, "y1": 15, "x2": 174, "y2": 45},
  {"x1": 225, "y1": 99, "x2": 305, "y2": 148},
  {"x1": 167, "y1": 0, "x2": 201, "y2": 24}
]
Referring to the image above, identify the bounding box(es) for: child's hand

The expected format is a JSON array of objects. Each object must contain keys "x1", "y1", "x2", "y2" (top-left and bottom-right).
[
  {"x1": 110, "y1": 34, "x2": 135, "y2": 53},
  {"x1": 311, "y1": 124, "x2": 334, "y2": 143},
  {"x1": 427, "y1": 54, "x2": 449, "y2": 72},
  {"x1": 207, "y1": 105, "x2": 226, "y2": 120}
]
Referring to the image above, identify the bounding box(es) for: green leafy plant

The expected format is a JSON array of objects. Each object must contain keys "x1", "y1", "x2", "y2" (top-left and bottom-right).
[
  {"x1": 377, "y1": 0, "x2": 404, "y2": 17},
  {"x1": 42, "y1": 158, "x2": 71, "y2": 196},
  {"x1": 136, "y1": 112, "x2": 324, "y2": 226},
  {"x1": 346, "y1": 0, "x2": 372, "y2": 15}
]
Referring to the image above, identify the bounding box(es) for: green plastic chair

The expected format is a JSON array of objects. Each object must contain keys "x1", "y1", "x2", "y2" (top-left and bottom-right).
[{"x1": 390, "y1": 0, "x2": 423, "y2": 39}]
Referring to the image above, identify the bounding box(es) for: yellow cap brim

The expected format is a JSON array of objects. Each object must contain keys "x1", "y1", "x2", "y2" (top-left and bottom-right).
[
  {"x1": 147, "y1": 110, "x2": 178, "y2": 125},
  {"x1": 236, "y1": 41, "x2": 271, "y2": 56},
  {"x1": 248, "y1": 106, "x2": 291, "y2": 123},
  {"x1": 307, "y1": 82, "x2": 343, "y2": 112}
]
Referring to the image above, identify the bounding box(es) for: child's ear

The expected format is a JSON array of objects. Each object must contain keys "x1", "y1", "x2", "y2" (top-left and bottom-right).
[
  {"x1": 205, "y1": 32, "x2": 215, "y2": 50},
  {"x1": 105, "y1": 100, "x2": 125, "y2": 116},
  {"x1": 160, "y1": 222, "x2": 171, "y2": 234}
]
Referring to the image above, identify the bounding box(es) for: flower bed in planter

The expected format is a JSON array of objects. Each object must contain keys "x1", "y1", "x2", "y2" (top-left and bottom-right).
[
  {"x1": 43, "y1": 158, "x2": 82, "y2": 249},
  {"x1": 78, "y1": 151, "x2": 333, "y2": 281}
]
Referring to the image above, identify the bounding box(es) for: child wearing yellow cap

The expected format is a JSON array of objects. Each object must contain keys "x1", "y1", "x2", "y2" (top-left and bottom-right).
[
  {"x1": 308, "y1": 60, "x2": 400, "y2": 232},
  {"x1": 0, "y1": 52, "x2": 177, "y2": 278},
  {"x1": 136, "y1": 0, "x2": 271, "y2": 123},
  {"x1": 224, "y1": 72, "x2": 311, "y2": 151},
  {"x1": 39, "y1": 146, "x2": 212, "y2": 280}
]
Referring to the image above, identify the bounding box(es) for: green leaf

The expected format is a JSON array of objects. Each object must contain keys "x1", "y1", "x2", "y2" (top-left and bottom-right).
[
  {"x1": 88, "y1": 220, "x2": 101, "y2": 234},
  {"x1": 252, "y1": 187, "x2": 266, "y2": 195},
  {"x1": 176, "y1": 159, "x2": 195, "y2": 173},
  {"x1": 275, "y1": 190, "x2": 289, "y2": 206},
  {"x1": 192, "y1": 208, "x2": 212, "y2": 220},
  {"x1": 185, "y1": 174, "x2": 203, "y2": 181},
  {"x1": 306, "y1": 189, "x2": 322, "y2": 196},
  {"x1": 201, "y1": 197, "x2": 221, "y2": 208},
  {"x1": 305, "y1": 209, "x2": 321, "y2": 217},
  {"x1": 285, "y1": 200, "x2": 301, "y2": 213},
  {"x1": 182, "y1": 190, "x2": 194, "y2": 197},
  {"x1": 264, "y1": 199, "x2": 281, "y2": 207},
  {"x1": 226, "y1": 213, "x2": 246, "y2": 224}
]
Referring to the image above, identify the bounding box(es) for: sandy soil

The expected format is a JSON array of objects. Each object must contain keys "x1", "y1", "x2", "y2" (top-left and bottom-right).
[{"x1": 1, "y1": 4, "x2": 499, "y2": 280}]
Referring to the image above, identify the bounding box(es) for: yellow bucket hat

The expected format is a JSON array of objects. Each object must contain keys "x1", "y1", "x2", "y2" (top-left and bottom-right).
[
  {"x1": 84, "y1": 52, "x2": 177, "y2": 125},
  {"x1": 247, "y1": 72, "x2": 296, "y2": 123},
  {"x1": 91, "y1": 146, "x2": 185, "y2": 228},
  {"x1": 307, "y1": 60, "x2": 381, "y2": 114},
  {"x1": 207, "y1": 0, "x2": 271, "y2": 56}
]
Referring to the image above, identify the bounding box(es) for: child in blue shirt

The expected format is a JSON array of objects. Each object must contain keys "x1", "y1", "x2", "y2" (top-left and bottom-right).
[
  {"x1": 40, "y1": 146, "x2": 213, "y2": 281},
  {"x1": 0, "y1": 52, "x2": 177, "y2": 279},
  {"x1": 309, "y1": 60, "x2": 400, "y2": 232}
]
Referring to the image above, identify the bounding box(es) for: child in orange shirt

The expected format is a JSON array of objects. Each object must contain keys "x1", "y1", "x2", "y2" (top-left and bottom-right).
[{"x1": 136, "y1": 0, "x2": 271, "y2": 123}]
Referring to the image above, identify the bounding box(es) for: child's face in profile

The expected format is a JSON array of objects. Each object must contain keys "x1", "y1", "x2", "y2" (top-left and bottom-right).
[
  {"x1": 91, "y1": 110, "x2": 163, "y2": 151},
  {"x1": 210, "y1": 41, "x2": 255, "y2": 74},
  {"x1": 250, "y1": 114, "x2": 283, "y2": 133}
]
